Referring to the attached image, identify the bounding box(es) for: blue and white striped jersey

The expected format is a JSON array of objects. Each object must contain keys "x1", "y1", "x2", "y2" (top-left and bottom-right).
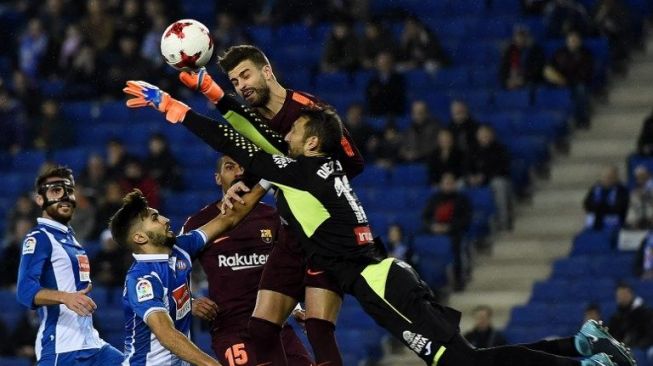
[
  {"x1": 122, "y1": 230, "x2": 207, "y2": 366},
  {"x1": 16, "y1": 217, "x2": 106, "y2": 360}
]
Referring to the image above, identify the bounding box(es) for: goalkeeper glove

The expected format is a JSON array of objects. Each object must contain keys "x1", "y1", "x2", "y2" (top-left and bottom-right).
[
  {"x1": 122, "y1": 80, "x2": 190, "y2": 123},
  {"x1": 178, "y1": 67, "x2": 225, "y2": 104}
]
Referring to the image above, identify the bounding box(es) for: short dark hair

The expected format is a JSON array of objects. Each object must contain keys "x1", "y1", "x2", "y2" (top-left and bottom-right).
[
  {"x1": 218, "y1": 45, "x2": 270, "y2": 74},
  {"x1": 473, "y1": 305, "x2": 492, "y2": 316},
  {"x1": 585, "y1": 303, "x2": 601, "y2": 313},
  {"x1": 109, "y1": 189, "x2": 149, "y2": 248},
  {"x1": 616, "y1": 281, "x2": 633, "y2": 292},
  {"x1": 301, "y1": 107, "x2": 344, "y2": 156},
  {"x1": 35, "y1": 165, "x2": 74, "y2": 191}
]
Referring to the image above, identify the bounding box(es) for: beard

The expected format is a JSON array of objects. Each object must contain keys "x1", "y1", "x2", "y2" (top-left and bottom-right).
[
  {"x1": 44, "y1": 200, "x2": 76, "y2": 224},
  {"x1": 247, "y1": 84, "x2": 271, "y2": 107},
  {"x1": 147, "y1": 230, "x2": 176, "y2": 248}
]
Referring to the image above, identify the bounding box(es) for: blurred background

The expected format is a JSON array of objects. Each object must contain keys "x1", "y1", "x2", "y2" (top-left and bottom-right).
[{"x1": 1, "y1": 0, "x2": 653, "y2": 365}]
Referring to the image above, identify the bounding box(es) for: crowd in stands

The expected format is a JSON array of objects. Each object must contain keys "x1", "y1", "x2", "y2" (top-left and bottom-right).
[{"x1": 0, "y1": 0, "x2": 652, "y2": 363}]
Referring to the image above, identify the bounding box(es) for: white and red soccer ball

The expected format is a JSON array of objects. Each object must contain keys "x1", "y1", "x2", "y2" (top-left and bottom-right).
[{"x1": 160, "y1": 19, "x2": 214, "y2": 71}]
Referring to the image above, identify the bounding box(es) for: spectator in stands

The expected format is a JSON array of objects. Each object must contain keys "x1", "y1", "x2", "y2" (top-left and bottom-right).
[
  {"x1": 396, "y1": 15, "x2": 449, "y2": 73},
  {"x1": 427, "y1": 128, "x2": 465, "y2": 186},
  {"x1": 584, "y1": 303, "x2": 603, "y2": 322},
  {"x1": 10, "y1": 310, "x2": 40, "y2": 360},
  {"x1": 106, "y1": 36, "x2": 152, "y2": 98},
  {"x1": 583, "y1": 165, "x2": 629, "y2": 230},
  {"x1": 79, "y1": 0, "x2": 115, "y2": 52},
  {"x1": 114, "y1": 0, "x2": 147, "y2": 41},
  {"x1": 422, "y1": 172, "x2": 472, "y2": 291},
  {"x1": 213, "y1": 13, "x2": 252, "y2": 56},
  {"x1": 119, "y1": 159, "x2": 161, "y2": 209},
  {"x1": 366, "y1": 51, "x2": 406, "y2": 117},
  {"x1": 544, "y1": 31, "x2": 594, "y2": 128},
  {"x1": 626, "y1": 165, "x2": 653, "y2": 229},
  {"x1": 449, "y1": 100, "x2": 480, "y2": 153},
  {"x1": 4, "y1": 193, "x2": 39, "y2": 244},
  {"x1": 466, "y1": 125, "x2": 513, "y2": 231},
  {"x1": 399, "y1": 100, "x2": 440, "y2": 163},
  {"x1": 593, "y1": 0, "x2": 632, "y2": 71},
  {"x1": 370, "y1": 121, "x2": 402, "y2": 168},
  {"x1": 93, "y1": 180, "x2": 124, "y2": 238},
  {"x1": 144, "y1": 133, "x2": 183, "y2": 191},
  {"x1": 522, "y1": 0, "x2": 551, "y2": 15},
  {"x1": 91, "y1": 229, "x2": 131, "y2": 288},
  {"x1": 608, "y1": 282, "x2": 653, "y2": 348},
  {"x1": 321, "y1": 19, "x2": 360, "y2": 73},
  {"x1": 635, "y1": 231, "x2": 653, "y2": 279},
  {"x1": 464, "y1": 305, "x2": 508, "y2": 348},
  {"x1": 141, "y1": 14, "x2": 168, "y2": 68},
  {"x1": 64, "y1": 41, "x2": 103, "y2": 98},
  {"x1": 78, "y1": 153, "x2": 107, "y2": 203},
  {"x1": 0, "y1": 84, "x2": 28, "y2": 154},
  {"x1": 105, "y1": 138, "x2": 135, "y2": 179},
  {"x1": 544, "y1": 0, "x2": 594, "y2": 37},
  {"x1": 360, "y1": 20, "x2": 396, "y2": 70},
  {"x1": 500, "y1": 25, "x2": 546, "y2": 90},
  {"x1": 69, "y1": 184, "x2": 96, "y2": 242},
  {"x1": 636, "y1": 110, "x2": 653, "y2": 156},
  {"x1": 9, "y1": 70, "x2": 41, "y2": 118},
  {"x1": 58, "y1": 24, "x2": 83, "y2": 73},
  {"x1": 19, "y1": 18, "x2": 49, "y2": 78},
  {"x1": 33, "y1": 99, "x2": 74, "y2": 151},
  {"x1": 386, "y1": 223, "x2": 410, "y2": 262},
  {"x1": 342, "y1": 103, "x2": 376, "y2": 159},
  {"x1": 0, "y1": 217, "x2": 32, "y2": 289}
]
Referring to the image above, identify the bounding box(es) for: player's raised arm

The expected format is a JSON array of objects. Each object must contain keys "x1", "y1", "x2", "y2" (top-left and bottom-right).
[
  {"x1": 179, "y1": 69, "x2": 288, "y2": 155},
  {"x1": 146, "y1": 311, "x2": 221, "y2": 366}
]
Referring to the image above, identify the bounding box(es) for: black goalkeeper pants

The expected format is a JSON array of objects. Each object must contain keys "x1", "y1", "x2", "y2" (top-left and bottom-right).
[{"x1": 342, "y1": 258, "x2": 582, "y2": 366}]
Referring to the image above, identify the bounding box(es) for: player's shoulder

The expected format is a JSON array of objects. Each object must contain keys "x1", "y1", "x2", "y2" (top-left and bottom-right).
[
  {"x1": 289, "y1": 89, "x2": 322, "y2": 107},
  {"x1": 20, "y1": 228, "x2": 51, "y2": 255}
]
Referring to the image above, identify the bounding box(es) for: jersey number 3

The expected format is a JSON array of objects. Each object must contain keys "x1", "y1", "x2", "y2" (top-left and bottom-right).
[{"x1": 225, "y1": 343, "x2": 248, "y2": 366}]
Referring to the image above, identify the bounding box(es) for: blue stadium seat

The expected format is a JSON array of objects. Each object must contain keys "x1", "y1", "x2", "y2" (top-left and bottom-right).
[
  {"x1": 4, "y1": 172, "x2": 35, "y2": 198},
  {"x1": 354, "y1": 166, "x2": 389, "y2": 187},
  {"x1": 412, "y1": 235, "x2": 453, "y2": 260},
  {"x1": 590, "y1": 253, "x2": 636, "y2": 279},
  {"x1": 426, "y1": 18, "x2": 474, "y2": 39},
  {"x1": 551, "y1": 257, "x2": 592, "y2": 278},
  {"x1": 534, "y1": 87, "x2": 573, "y2": 113},
  {"x1": 571, "y1": 229, "x2": 614, "y2": 256},
  {"x1": 505, "y1": 325, "x2": 572, "y2": 344},
  {"x1": 504, "y1": 136, "x2": 549, "y2": 167},
  {"x1": 170, "y1": 145, "x2": 220, "y2": 168},
  {"x1": 530, "y1": 280, "x2": 570, "y2": 303},
  {"x1": 11, "y1": 150, "x2": 46, "y2": 173},
  {"x1": 635, "y1": 281, "x2": 653, "y2": 303},
  {"x1": 433, "y1": 68, "x2": 470, "y2": 90},
  {"x1": 404, "y1": 69, "x2": 436, "y2": 92},
  {"x1": 471, "y1": 18, "x2": 513, "y2": 40},
  {"x1": 481, "y1": 112, "x2": 516, "y2": 137},
  {"x1": 469, "y1": 68, "x2": 499, "y2": 88},
  {"x1": 494, "y1": 89, "x2": 531, "y2": 110},
  {"x1": 549, "y1": 303, "x2": 585, "y2": 327},
  {"x1": 246, "y1": 26, "x2": 274, "y2": 45},
  {"x1": 0, "y1": 357, "x2": 31, "y2": 366},
  {"x1": 509, "y1": 303, "x2": 550, "y2": 327},
  {"x1": 314, "y1": 72, "x2": 352, "y2": 93},
  {"x1": 183, "y1": 169, "x2": 219, "y2": 191},
  {"x1": 570, "y1": 277, "x2": 615, "y2": 302},
  {"x1": 390, "y1": 164, "x2": 428, "y2": 186}
]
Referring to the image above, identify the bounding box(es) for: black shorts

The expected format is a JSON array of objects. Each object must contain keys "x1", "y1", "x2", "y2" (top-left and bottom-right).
[
  {"x1": 259, "y1": 230, "x2": 343, "y2": 300},
  {"x1": 341, "y1": 258, "x2": 461, "y2": 365}
]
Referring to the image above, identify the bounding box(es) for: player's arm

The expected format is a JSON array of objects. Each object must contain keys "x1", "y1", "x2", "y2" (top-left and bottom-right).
[
  {"x1": 339, "y1": 127, "x2": 364, "y2": 178},
  {"x1": 179, "y1": 69, "x2": 288, "y2": 155},
  {"x1": 16, "y1": 232, "x2": 96, "y2": 315},
  {"x1": 123, "y1": 81, "x2": 304, "y2": 187},
  {"x1": 146, "y1": 311, "x2": 221, "y2": 366},
  {"x1": 198, "y1": 182, "x2": 270, "y2": 241}
]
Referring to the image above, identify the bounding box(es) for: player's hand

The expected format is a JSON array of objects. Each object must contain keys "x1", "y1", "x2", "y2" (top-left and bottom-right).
[
  {"x1": 123, "y1": 80, "x2": 190, "y2": 123},
  {"x1": 179, "y1": 68, "x2": 225, "y2": 104},
  {"x1": 192, "y1": 297, "x2": 219, "y2": 322},
  {"x1": 220, "y1": 181, "x2": 250, "y2": 213},
  {"x1": 62, "y1": 283, "x2": 97, "y2": 316}
]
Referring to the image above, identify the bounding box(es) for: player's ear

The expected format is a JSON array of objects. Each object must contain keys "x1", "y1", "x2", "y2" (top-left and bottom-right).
[
  {"x1": 34, "y1": 193, "x2": 43, "y2": 207},
  {"x1": 262, "y1": 64, "x2": 273, "y2": 80},
  {"x1": 304, "y1": 135, "x2": 319, "y2": 152},
  {"x1": 215, "y1": 172, "x2": 223, "y2": 187}
]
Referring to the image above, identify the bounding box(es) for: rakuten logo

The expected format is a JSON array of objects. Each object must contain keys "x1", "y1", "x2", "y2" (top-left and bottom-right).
[{"x1": 218, "y1": 253, "x2": 269, "y2": 270}]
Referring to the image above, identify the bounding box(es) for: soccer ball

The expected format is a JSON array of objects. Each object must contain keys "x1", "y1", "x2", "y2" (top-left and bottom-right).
[{"x1": 160, "y1": 19, "x2": 214, "y2": 71}]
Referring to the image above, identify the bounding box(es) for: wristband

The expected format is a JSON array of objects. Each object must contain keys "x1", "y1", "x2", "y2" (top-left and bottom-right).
[{"x1": 258, "y1": 179, "x2": 272, "y2": 191}]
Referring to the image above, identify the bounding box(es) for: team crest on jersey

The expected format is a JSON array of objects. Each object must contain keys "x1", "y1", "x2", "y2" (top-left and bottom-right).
[
  {"x1": 22, "y1": 237, "x2": 36, "y2": 254},
  {"x1": 272, "y1": 155, "x2": 294, "y2": 168},
  {"x1": 260, "y1": 229, "x2": 273, "y2": 244},
  {"x1": 136, "y1": 279, "x2": 154, "y2": 302},
  {"x1": 176, "y1": 259, "x2": 188, "y2": 271}
]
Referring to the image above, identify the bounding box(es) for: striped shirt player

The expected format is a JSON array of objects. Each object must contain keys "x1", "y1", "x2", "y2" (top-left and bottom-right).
[
  {"x1": 16, "y1": 166, "x2": 123, "y2": 366},
  {"x1": 122, "y1": 230, "x2": 206, "y2": 366}
]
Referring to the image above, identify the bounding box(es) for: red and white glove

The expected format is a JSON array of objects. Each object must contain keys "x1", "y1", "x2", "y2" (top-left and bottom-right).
[
  {"x1": 122, "y1": 80, "x2": 190, "y2": 123},
  {"x1": 179, "y1": 67, "x2": 225, "y2": 104}
]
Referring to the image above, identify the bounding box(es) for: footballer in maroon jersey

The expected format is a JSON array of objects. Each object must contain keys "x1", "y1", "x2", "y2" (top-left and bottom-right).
[{"x1": 181, "y1": 156, "x2": 313, "y2": 366}]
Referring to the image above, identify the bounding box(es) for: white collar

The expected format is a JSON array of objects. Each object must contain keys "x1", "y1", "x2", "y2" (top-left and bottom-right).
[
  {"x1": 133, "y1": 253, "x2": 169, "y2": 261},
  {"x1": 37, "y1": 217, "x2": 70, "y2": 233}
]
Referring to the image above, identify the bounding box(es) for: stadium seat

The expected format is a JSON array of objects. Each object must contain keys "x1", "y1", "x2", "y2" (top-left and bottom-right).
[
  {"x1": 11, "y1": 150, "x2": 46, "y2": 173},
  {"x1": 354, "y1": 166, "x2": 390, "y2": 187},
  {"x1": 412, "y1": 235, "x2": 453, "y2": 260},
  {"x1": 551, "y1": 257, "x2": 592, "y2": 278},
  {"x1": 509, "y1": 303, "x2": 550, "y2": 327},
  {"x1": 571, "y1": 229, "x2": 614, "y2": 256},
  {"x1": 493, "y1": 89, "x2": 532, "y2": 110},
  {"x1": 530, "y1": 280, "x2": 570, "y2": 303},
  {"x1": 314, "y1": 72, "x2": 352, "y2": 93},
  {"x1": 390, "y1": 164, "x2": 428, "y2": 186},
  {"x1": 0, "y1": 357, "x2": 31, "y2": 366},
  {"x1": 549, "y1": 303, "x2": 585, "y2": 327},
  {"x1": 183, "y1": 169, "x2": 219, "y2": 191},
  {"x1": 534, "y1": 87, "x2": 573, "y2": 113},
  {"x1": 433, "y1": 67, "x2": 470, "y2": 90},
  {"x1": 404, "y1": 69, "x2": 436, "y2": 92},
  {"x1": 51, "y1": 147, "x2": 95, "y2": 172}
]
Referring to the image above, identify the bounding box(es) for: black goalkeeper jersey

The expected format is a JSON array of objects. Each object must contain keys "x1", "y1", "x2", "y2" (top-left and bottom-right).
[{"x1": 182, "y1": 97, "x2": 380, "y2": 280}]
